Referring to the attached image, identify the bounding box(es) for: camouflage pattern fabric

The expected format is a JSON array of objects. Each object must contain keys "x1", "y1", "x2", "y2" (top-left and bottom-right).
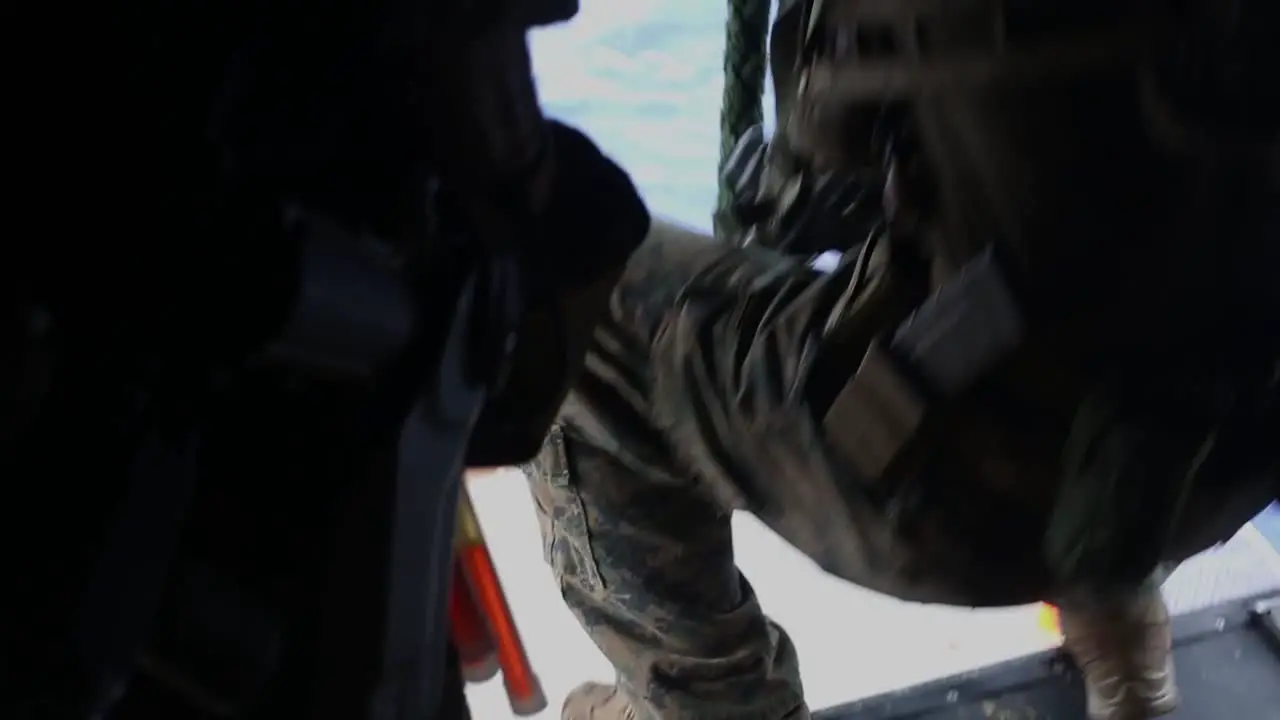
[
  {"x1": 526, "y1": 424, "x2": 806, "y2": 719},
  {"x1": 521, "y1": 218, "x2": 1273, "y2": 718},
  {"x1": 526, "y1": 217, "x2": 1057, "y2": 607},
  {"x1": 518, "y1": 0, "x2": 1280, "y2": 711},
  {"x1": 520, "y1": 217, "x2": 970, "y2": 719}
]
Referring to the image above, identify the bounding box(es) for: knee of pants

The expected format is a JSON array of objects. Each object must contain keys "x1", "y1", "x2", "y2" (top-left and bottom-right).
[
  {"x1": 524, "y1": 425, "x2": 745, "y2": 617},
  {"x1": 523, "y1": 425, "x2": 607, "y2": 597}
]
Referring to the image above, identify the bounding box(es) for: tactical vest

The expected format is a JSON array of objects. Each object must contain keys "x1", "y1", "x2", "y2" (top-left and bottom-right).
[{"x1": 727, "y1": 0, "x2": 1280, "y2": 592}]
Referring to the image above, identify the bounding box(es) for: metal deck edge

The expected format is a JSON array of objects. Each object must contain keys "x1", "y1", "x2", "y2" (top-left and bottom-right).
[
  {"x1": 1160, "y1": 522, "x2": 1280, "y2": 615},
  {"x1": 814, "y1": 590, "x2": 1280, "y2": 720},
  {"x1": 813, "y1": 524, "x2": 1280, "y2": 719}
]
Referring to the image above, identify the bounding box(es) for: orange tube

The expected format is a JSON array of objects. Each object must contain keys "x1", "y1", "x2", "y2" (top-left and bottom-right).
[
  {"x1": 448, "y1": 562, "x2": 499, "y2": 683},
  {"x1": 456, "y1": 489, "x2": 546, "y2": 716}
]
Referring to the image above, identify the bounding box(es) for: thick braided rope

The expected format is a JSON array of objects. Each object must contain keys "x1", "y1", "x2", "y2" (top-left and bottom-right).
[{"x1": 715, "y1": 0, "x2": 771, "y2": 236}]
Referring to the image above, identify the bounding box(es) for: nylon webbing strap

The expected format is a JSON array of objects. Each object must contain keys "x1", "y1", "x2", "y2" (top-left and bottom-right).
[
  {"x1": 824, "y1": 338, "x2": 927, "y2": 481},
  {"x1": 823, "y1": 246, "x2": 1024, "y2": 481}
]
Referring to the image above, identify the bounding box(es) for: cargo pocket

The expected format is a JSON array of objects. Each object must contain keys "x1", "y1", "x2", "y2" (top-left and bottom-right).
[{"x1": 525, "y1": 425, "x2": 605, "y2": 595}]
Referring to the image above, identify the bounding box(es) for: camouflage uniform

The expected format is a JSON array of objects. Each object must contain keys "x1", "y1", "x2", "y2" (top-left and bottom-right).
[
  {"x1": 524, "y1": 220, "x2": 817, "y2": 720},
  {"x1": 524, "y1": 0, "x2": 1280, "y2": 716},
  {"x1": 523, "y1": 214, "x2": 1273, "y2": 720}
]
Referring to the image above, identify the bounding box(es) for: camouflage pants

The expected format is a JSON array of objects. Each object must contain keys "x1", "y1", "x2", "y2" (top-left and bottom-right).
[
  {"x1": 522, "y1": 422, "x2": 1174, "y2": 720},
  {"x1": 525, "y1": 424, "x2": 807, "y2": 720},
  {"x1": 518, "y1": 219, "x2": 1223, "y2": 719}
]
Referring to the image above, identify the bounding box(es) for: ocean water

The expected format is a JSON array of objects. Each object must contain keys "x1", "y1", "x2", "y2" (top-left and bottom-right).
[{"x1": 462, "y1": 5, "x2": 1280, "y2": 718}]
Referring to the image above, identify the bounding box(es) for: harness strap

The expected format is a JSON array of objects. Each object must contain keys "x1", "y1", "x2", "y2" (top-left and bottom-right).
[{"x1": 823, "y1": 246, "x2": 1025, "y2": 482}]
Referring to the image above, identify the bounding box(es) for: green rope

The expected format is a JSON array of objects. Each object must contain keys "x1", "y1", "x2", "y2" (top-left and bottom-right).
[{"x1": 715, "y1": 0, "x2": 771, "y2": 237}]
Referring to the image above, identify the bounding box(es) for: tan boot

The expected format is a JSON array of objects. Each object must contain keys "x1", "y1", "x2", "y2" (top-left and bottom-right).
[
  {"x1": 1059, "y1": 586, "x2": 1180, "y2": 720},
  {"x1": 561, "y1": 682, "x2": 640, "y2": 720}
]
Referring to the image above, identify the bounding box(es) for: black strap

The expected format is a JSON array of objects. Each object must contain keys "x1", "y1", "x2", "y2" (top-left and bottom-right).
[{"x1": 307, "y1": 257, "x2": 497, "y2": 720}]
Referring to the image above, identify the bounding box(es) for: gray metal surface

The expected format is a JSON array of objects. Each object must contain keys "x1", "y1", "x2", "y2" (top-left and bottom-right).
[
  {"x1": 815, "y1": 589, "x2": 1280, "y2": 720},
  {"x1": 1161, "y1": 524, "x2": 1280, "y2": 615}
]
